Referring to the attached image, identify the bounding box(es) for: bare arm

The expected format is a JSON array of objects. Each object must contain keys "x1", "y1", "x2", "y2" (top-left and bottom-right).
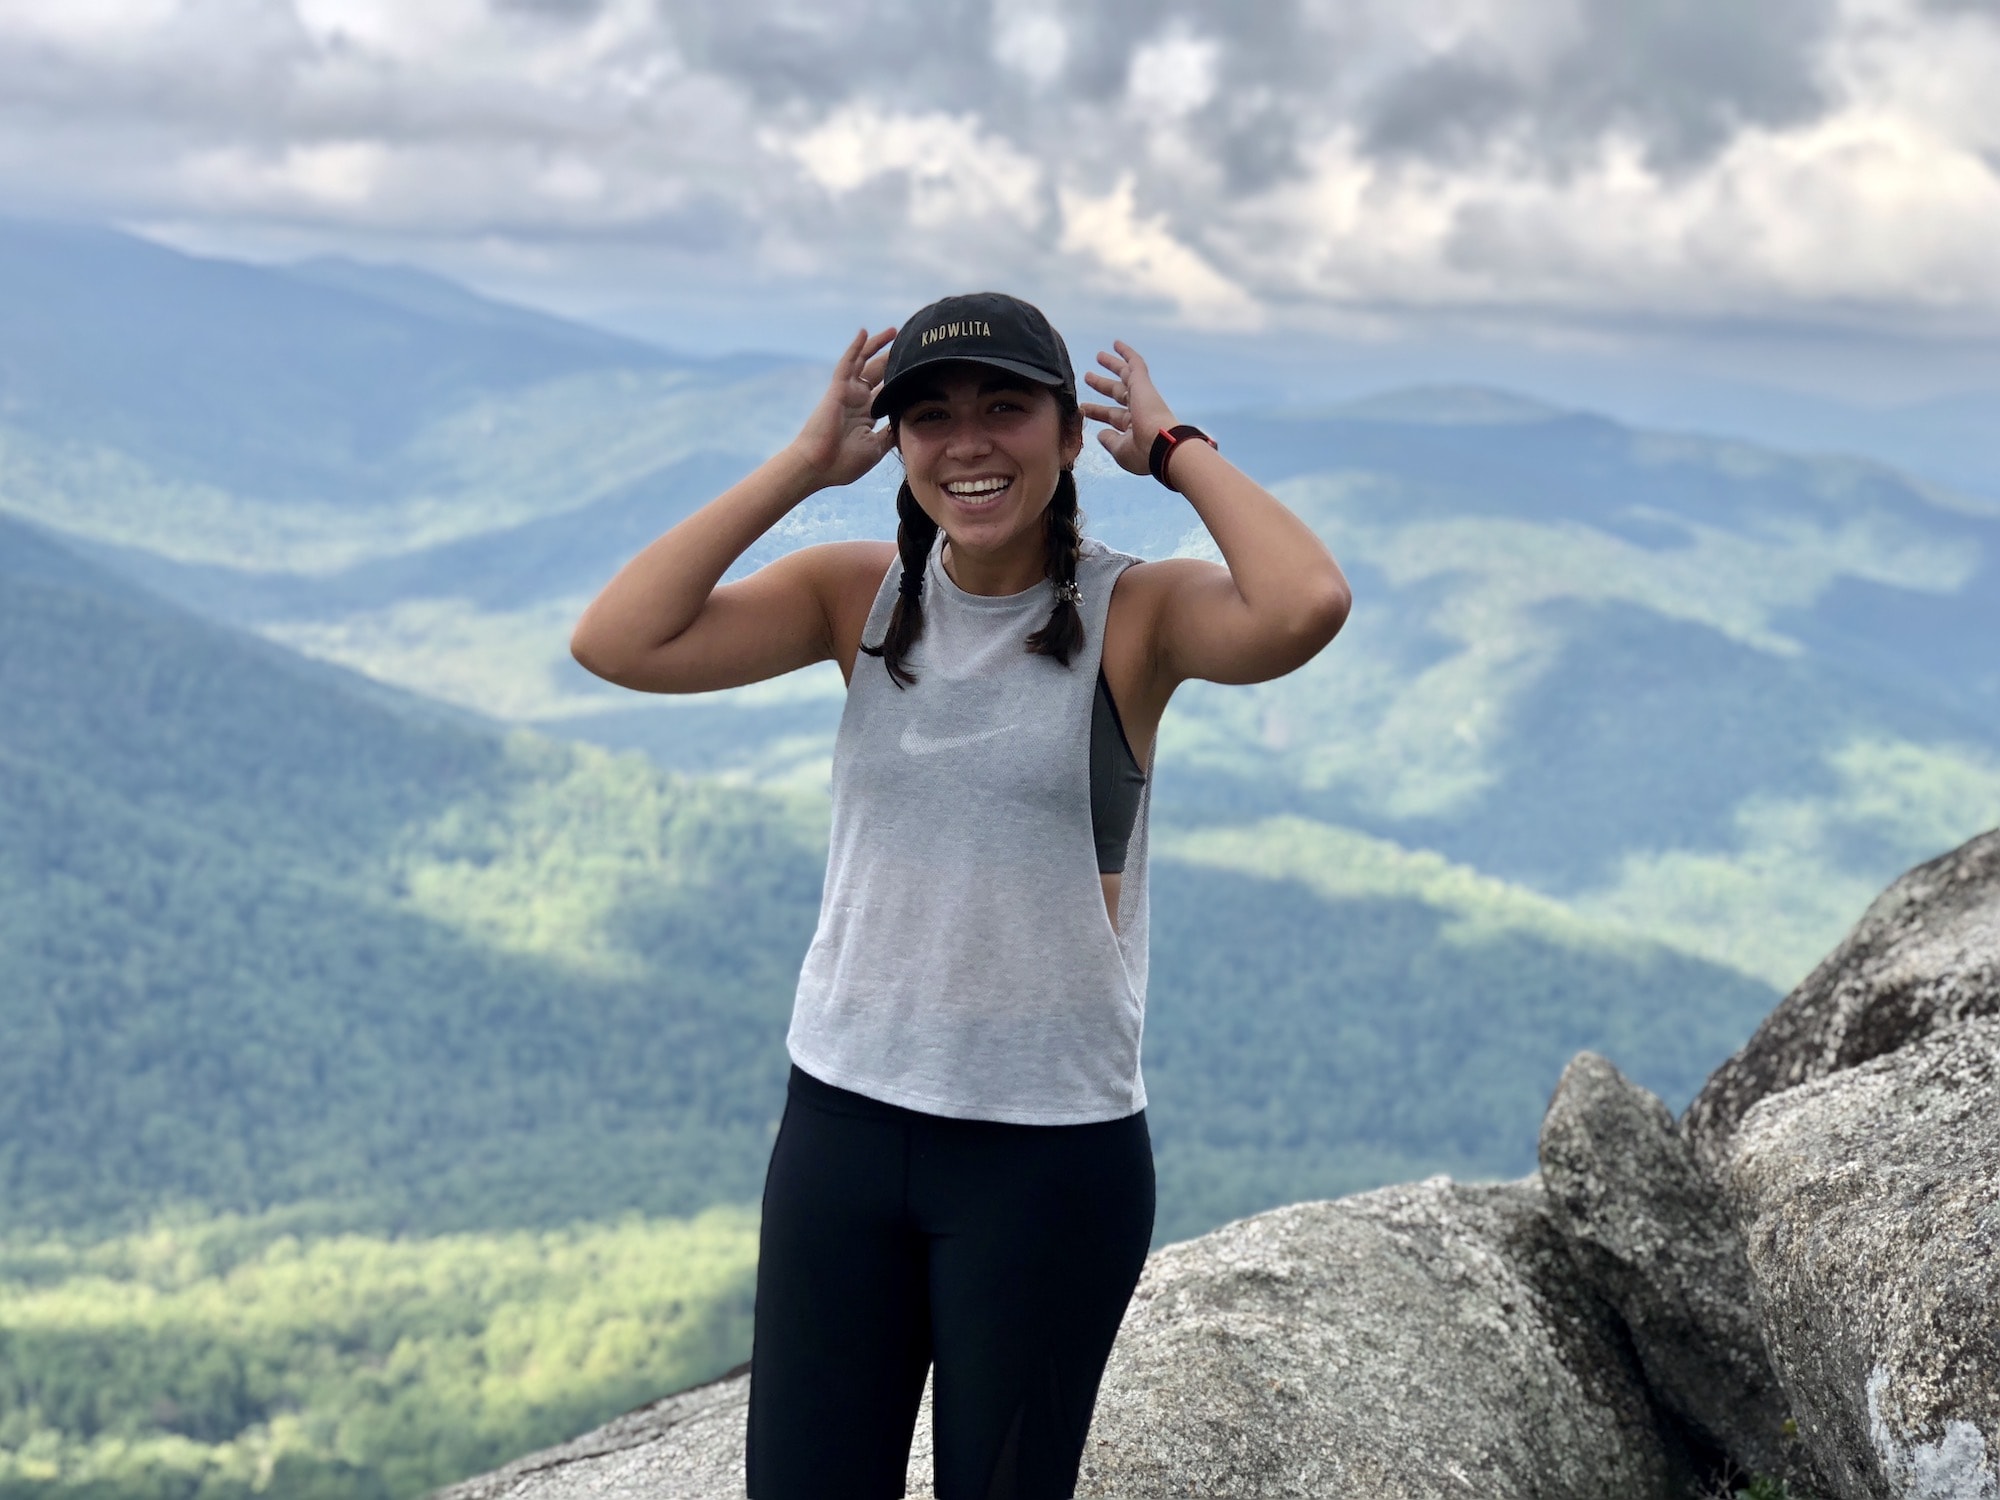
[
  {"x1": 1082, "y1": 341, "x2": 1351, "y2": 691},
  {"x1": 571, "y1": 327, "x2": 897, "y2": 693}
]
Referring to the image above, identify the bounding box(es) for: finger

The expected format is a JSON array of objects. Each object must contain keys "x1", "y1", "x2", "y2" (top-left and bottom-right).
[
  {"x1": 1096, "y1": 349, "x2": 1127, "y2": 375},
  {"x1": 1078, "y1": 401, "x2": 1119, "y2": 424},
  {"x1": 1083, "y1": 371, "x2": 1122, "y2": 398},
  {"x1": 861, "y1": 346, "x2": 893, "y2": 383},
  {"x1": 1112, "y1": 339, "x2": 1144, "y2": 365},
  {"x1": 863, "y1": 325, "x2": 898, "y2": 358}
]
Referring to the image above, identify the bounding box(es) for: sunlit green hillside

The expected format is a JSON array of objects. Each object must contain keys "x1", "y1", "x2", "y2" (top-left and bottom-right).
[
  {"x1": 0, "y1": 525, "x2": 826, "y2": 1237},
  {"x1": 0, "y1": 1207, "x2": 758, "y2": 1500}
]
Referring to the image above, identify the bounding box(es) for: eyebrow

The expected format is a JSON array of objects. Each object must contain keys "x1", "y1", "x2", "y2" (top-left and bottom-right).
[{"x1": 906, "y1": 374, "x2": 1035, "y2": 404}]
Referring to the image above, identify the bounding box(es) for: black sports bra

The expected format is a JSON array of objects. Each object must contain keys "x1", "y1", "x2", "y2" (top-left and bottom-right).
[{"x1": 1091, "y1": 668, "x2": 1147, "y2": 874}]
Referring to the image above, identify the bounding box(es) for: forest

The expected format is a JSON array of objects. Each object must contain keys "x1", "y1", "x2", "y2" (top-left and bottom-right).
[
  {"x1": 0, "y1": 537, "x2": 1798, "y2": 1496},
  {"x1": 4, "y1": 225, "x2": 1998, "y2": 1497}
]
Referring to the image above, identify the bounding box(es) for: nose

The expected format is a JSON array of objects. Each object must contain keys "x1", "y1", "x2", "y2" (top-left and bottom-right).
[{"x1": 943, "y1": 415, "x2": 994, "y2": 461}]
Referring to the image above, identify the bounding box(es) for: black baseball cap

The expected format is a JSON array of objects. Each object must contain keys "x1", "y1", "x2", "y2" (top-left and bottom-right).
[{"x1": 871, "y1": 291, "x2": 1076, "y2": 420}]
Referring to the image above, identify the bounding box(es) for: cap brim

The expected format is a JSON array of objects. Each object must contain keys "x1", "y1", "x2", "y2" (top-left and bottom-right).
[{"x1": 871, "y1": 353, "x2": 1070, "y2": 419}]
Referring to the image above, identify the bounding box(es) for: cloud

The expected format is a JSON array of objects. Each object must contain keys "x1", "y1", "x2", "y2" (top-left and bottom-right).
[
  {"x1": 1059, "y1": 175, "x2": 1262, "y2": 328},
  {"x1": 0, "y1": 0, "x2": 1995, "y2": 335},
  {"x1": 990, "y1": 2, "x2": 1068, "y2": 89},
  {"x1": 1126, "y1": 30, "x2": 1221, "y2": 119},
  {"x1": 1357, "y1": 0, "x2": 1835, "y2": 167}
]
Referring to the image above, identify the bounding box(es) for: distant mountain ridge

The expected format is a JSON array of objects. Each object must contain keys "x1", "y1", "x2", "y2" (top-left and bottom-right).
[
  {"x1": 5, "y1": 219, "x2": 1996, "y2": 994},
  {"x1": 0, "y1": 216, "x2": 671, "y2": 493},
  {"x1": 4, "y1": 218, "x2": 1997, "y2": 1229}
]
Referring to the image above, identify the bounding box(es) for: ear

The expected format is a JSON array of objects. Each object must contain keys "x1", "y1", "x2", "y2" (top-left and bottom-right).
[{"x1": 1061, "y1": 408, "x2": 1085, "y2": 468}]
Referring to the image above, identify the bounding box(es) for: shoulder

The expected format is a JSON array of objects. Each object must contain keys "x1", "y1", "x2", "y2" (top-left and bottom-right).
[
  {"x1": 1101, "y1": 553, "x2": 1234, "y2": 675},
  {"x1": 803, "y1": 539, "x2": 898, "y2": 641},
  {"x1": 1078, "y1": 535, "x2": 1155, "y2": 592},
  {"x1": 1084, "y1": 536, "x2": 1225, "y2": 601},
  {"x1": 797, "y1": 532, "x2": 896, "y2": 591},
  {"x1": 1089, "y1": 538, "x2": 1225, "y2": 635},
  {"x1": 775, "y1": 537, "x2": 895, "y2": 588},
  {"x1": 806, "y1": 537, "x2": 899, "y2": 582},
  {"x1": 1100, "y1": 552, "x2": 1227, "y2": 611}
]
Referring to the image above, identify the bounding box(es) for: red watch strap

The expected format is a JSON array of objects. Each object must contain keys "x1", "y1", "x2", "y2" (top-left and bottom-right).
[{"x1": 1148, "y1": 424, "x2": 1218, "y2": 491}]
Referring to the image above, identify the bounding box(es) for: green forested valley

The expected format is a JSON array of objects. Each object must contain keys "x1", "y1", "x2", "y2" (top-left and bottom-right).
[
  {"x1": 3, "y1": 222, "x2": 1998, "y2": 1498},
  {"x1": 0, "y1": 519, "x2": 1788, "y2": 1495},
  {"x1": 0, "y1": 1209, "x2": 758, "y2": 1499}
]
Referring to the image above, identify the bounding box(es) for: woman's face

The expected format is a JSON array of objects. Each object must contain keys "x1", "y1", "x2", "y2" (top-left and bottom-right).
[{"x1": 894, "y1": 364, "x2": 1083, "y2": 558}]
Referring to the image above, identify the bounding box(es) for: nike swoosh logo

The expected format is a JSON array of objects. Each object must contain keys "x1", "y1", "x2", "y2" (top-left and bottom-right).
[{"x1": 899, "y1": 722, "x2": 1019, "y2": 755}]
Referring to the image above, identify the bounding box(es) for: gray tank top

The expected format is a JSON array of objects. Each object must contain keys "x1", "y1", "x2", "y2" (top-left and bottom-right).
[{"x1": 786, "y1": 532, "x2": 1153, "y2": 1124}]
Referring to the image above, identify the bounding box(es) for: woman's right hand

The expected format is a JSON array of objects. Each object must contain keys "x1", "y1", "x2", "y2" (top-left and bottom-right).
[{"x1": 789, "y1": 327, "x2": 899, "y2": 489}]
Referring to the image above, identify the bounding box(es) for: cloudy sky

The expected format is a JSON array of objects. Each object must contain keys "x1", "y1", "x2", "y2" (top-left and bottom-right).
[{"x1": 3, "y1": 0, "x2": 1999, "y2": 406}]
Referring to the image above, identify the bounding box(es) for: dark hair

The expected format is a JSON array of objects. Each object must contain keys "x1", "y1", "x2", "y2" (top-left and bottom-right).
[{"x1": 859, "y1": 387, "x2": 1085, "y2": 689}]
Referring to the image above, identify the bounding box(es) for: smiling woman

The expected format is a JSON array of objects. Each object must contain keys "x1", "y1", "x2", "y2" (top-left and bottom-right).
[{"x1": 569, "y1": 290, "x2": 1349, "y2": 1500}]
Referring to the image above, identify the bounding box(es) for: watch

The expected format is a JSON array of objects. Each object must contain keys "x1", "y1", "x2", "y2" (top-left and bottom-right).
[{"x1": 1148, "y1": 424, "x2": 1218, "y2": 491}]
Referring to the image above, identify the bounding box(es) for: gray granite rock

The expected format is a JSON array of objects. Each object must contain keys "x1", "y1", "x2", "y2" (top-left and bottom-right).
[
  {"x1": 1070, "y1": 1176, "x2": 1690, "y2": 1499},
  {"x1": 1721, "y1": 1013, "x2": 2000, "y2": 1500},
  {"x1": 1538, "y1": 1051, "x2": 1793, "y2": 1477},
  {"x1": 435, "y1": 1176, "x2": 1691, "y2": 1499},
  {"x1": 1684, "y1": 830, "x2": 2000, "y2": 1177},
  {"x1": 432, "y1": 1361, "x2": 752, "y2": 1500}
]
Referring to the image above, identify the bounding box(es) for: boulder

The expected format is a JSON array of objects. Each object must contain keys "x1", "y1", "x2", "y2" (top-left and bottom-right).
[
  {"x1": 1684, "y1": 830, "x2": 2000, "y2": 1177},
  {"x1": 432, "y1": 1363, "x2": 751, "y2": 1500},
  {"x1": 435, "y1": 1177, "x2": 1693, "y2": 1499},
  {"x1": 1721, "y1": 1014, "x2": 2000, "y2": 1500},
  {"x1": 1069, "y1": 1177, "x2": 1690, "y2": 1499},
  {"x1": 1537, "y1": 1051, "x2": 1793, "y2": 1477}
]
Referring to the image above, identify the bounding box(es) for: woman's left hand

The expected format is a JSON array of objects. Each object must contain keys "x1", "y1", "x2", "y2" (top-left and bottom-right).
[{"x1": 1080, "y1": 341, "x2": 1180, "y2": 477}]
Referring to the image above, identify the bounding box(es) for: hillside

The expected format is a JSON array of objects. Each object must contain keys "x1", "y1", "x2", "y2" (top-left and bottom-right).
[
  {"x1": 0, "y1": 513, "x2": 1775, "y2": 1244},
  {"x1": 0, "y1": 216, "x2": 813, "y2": 574},
  {"x1": 0, "y1": 516, "x2": 831, "y2": 1236}
]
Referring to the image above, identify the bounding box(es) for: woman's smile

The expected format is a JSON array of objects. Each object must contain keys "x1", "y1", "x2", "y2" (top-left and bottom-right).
[{"x1": 941, "y1": 474, "x2": 1014, "y2": 509}]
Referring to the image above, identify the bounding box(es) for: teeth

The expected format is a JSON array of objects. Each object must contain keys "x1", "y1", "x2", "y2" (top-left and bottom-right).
[{"x1": 945, "y1": 477, "x2": 1010, "y2": 497}]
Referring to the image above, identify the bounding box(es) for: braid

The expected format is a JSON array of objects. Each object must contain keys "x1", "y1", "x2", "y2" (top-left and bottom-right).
[
  {"x1": 858, "y1": 480, "x2": 939, "y2": 689},
  {"x1": 1024, "y1": 467, "x2": 1085, "y2": 664}
]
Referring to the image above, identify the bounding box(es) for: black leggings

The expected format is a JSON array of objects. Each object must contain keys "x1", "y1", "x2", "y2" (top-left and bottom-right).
[{"x1": 747, "y1": 1065, "x2": 1154, "y2": 1500}]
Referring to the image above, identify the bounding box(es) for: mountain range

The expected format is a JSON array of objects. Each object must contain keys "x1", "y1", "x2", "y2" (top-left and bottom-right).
[{"x1": 1, "y1": 212, "x2": 1995, "y2": 1499}]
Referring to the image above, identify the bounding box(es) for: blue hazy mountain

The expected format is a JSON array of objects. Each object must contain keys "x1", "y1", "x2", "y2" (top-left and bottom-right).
[{"x1": 4, "y1": 217, "x2": 1995, "y2": 1002}]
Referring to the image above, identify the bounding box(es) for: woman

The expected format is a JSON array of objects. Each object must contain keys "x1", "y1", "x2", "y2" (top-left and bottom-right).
[{"x1": 570, "y1": 292, "x2": 1349, "y2": 1499}]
